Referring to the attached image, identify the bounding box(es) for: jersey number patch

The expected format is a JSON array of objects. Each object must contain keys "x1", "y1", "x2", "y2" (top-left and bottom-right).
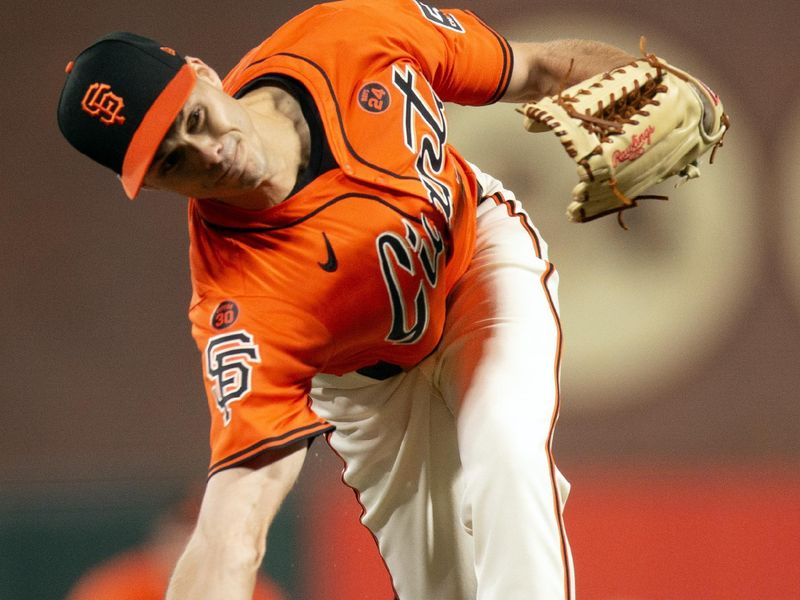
[{"x1": 205, "y1": 330, "x2": 261, "y2": 426}]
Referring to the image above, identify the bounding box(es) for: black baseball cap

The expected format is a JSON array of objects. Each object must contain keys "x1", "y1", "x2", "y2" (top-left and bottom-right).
[{"x1": 57, "y1": 32, "x2": 197, "y2": 198}]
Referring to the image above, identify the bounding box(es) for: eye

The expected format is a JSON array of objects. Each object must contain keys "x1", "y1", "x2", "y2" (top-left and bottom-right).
[
  {"x1": 160, "y1": 149, "x2": 182, "y2": 175},
  {"x1": 187, "y1": 106, "x2": 204, "y2": 132}
]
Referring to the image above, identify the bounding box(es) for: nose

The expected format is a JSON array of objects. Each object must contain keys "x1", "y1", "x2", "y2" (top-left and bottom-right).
[{"x1": 191, "y1": 136, "x2": 223, "y2": 169}]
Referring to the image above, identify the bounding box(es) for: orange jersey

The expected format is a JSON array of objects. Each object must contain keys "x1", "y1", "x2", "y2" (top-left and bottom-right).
[{"x1": 188, "y1": 0, "x2": 513, "y2": 475}]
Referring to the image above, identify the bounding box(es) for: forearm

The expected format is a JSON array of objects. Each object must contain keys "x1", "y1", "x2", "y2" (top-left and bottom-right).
[
  {"x1": 503, "y1": 39, "x2": 636, "y2": 103},
  {"x1": 166, "y1": 525, "x2": 265, "y2": 600},
  {"x1": 166, "y1": 443, "x2": 307, "y2": 600}
]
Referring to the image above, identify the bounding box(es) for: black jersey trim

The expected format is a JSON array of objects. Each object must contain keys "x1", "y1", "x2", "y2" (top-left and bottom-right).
[
  {"x1": 238, "y1": 52, "x2": 418, "y2": 182},
  {"x1": 201, "y1": 192, "x2": 422, "y2": 234},
  {"x1": 464, "y1": 10, "x2": 514, "y2": 104},
  {"x1": 235, "y1": 74, "x2": 338, "y2": 196},
  {"x1": 356, "y1": 361, "x2": 404, "y2": 380},
  {"x1": 207, "y1": 421, "x2": 335, "y2": 478}
]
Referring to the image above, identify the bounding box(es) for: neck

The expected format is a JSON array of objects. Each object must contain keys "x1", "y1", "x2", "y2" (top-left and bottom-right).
[{"x1": 218, "y1": 85, "x2": 311, "y2": 211}]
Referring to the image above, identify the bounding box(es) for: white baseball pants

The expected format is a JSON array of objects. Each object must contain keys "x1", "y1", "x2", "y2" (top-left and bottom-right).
[{"x1": 311, "y1": 168, "x2": 574, "y2": 599}]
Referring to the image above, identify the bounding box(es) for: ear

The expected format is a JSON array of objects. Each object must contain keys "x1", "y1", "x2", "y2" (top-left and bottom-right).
[{"x1": 185, "y1": 56, "x2": 223, "y2": 89}]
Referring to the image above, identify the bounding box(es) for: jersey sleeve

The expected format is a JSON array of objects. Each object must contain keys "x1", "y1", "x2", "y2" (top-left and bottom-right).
[
  {"x1": 190, "y1": 297, "x2": 334, "y2": 477},
  {"x1": 382, "y1": 1, "x2": 514, "y2": 105},
  {"x1": 257, "y1": 0, "x2": 513, "y2": 106}
]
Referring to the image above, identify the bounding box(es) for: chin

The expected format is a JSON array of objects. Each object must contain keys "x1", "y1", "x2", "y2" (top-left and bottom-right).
[
  {"x1": 239, "y1": 171, "x2": 262, "y2": 188},
  {"x1": 214, "y1": 179, "x2": 261, "y2": 199}
]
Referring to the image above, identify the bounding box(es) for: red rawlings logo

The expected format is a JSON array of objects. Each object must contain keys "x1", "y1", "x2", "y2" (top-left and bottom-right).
[{"x1": 612, "y1": 126, "x2": 655, "y2": 167}]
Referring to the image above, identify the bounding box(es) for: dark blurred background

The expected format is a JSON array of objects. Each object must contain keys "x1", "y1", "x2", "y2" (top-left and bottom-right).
[{"x1": 2, "y1": 1, "x2": 798, "y2": 598}]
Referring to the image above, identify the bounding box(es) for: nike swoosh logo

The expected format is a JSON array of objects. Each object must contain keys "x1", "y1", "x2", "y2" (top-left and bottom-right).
[{"x1": 318, "y1": 232, "x2": 338, "y2": 272}]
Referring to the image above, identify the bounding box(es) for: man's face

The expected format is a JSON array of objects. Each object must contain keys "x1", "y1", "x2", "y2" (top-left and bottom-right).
[{"x1": 144, "y1": 74, "x2": 268, "y2": 199}]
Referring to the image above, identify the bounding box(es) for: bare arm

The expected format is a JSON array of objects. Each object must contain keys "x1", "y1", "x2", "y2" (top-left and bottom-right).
[
  {"x1": 165, "y1": 442, "x2": 308, "y2": 600},
  {"x1": 502, "y1": 40, "x2": 636, "y2": 103}
]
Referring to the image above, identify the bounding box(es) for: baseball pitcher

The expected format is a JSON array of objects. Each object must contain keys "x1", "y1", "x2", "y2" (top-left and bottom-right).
[{"x1": 57, "y1": 1, "x2": 726, "y2": 598}]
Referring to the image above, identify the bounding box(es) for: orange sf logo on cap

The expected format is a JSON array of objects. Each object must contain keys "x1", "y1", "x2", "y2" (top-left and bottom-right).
[{"x1": 81, "y1": 83, "x2": 126, "y2": 126}]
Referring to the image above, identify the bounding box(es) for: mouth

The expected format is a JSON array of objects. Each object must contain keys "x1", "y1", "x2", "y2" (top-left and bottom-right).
[{"x1": 216, "y1": 139, "x2": 242, "y2": 186}]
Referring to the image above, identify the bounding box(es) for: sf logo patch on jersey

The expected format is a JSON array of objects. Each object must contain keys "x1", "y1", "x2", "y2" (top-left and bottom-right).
[{"x1": 205, "y1": 330, "x2": 261, "y2": 426}]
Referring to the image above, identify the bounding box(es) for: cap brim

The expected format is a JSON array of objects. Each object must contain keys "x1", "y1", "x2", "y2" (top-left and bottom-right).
[{"x1": 121, "y1": 63, "x2": 197, "y2": 199}]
